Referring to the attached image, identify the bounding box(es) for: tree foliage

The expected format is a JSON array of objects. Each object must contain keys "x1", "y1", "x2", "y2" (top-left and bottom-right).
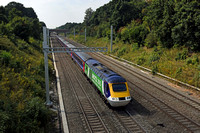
[
  {"x1": 0, "y1": 2, "x2": 51, "y2": 132},
  {"x1": 0, "y1": 2, "x2": 43, "y2": 41},
  {"x1": 58, "y1": 0, "x2": 200, "y2": 51}
]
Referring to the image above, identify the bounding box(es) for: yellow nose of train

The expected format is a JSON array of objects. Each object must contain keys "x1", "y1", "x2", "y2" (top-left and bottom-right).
[{"x1": 108, "y1": 82, "x2": 131, "y2": 107}]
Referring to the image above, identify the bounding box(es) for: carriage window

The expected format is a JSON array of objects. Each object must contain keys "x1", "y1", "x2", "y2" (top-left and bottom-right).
[{"x1": 112, "y1": 83, "x2": 127, "y2": 92}]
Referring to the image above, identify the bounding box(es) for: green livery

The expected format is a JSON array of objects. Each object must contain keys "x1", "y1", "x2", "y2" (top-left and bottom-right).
[{"x1": 85, "y1": 63, "x2": 103, "y2": 94}]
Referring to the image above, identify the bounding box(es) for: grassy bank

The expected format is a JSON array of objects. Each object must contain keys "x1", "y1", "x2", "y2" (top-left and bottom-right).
[
  {"x1": 0, "y1": 36, "x2": 54, "y2": 132},
  {"x1": 68, "y1": 35, "x2": 200, "y2": 88}
]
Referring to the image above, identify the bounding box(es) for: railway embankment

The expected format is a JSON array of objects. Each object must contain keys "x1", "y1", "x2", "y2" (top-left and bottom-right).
[{"x1": 0, "y1": 36, "x2": 58, "y2": 132}]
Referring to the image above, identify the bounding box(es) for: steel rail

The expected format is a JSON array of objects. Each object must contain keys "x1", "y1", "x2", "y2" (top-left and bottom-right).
[{"x1": 56, "y1": 38, "x2": 109, "y2": 133}]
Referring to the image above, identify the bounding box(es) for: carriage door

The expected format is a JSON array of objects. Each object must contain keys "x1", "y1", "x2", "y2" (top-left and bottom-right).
[{"x1": 104, "y1": 82, "x2": 110, "y2": 98}]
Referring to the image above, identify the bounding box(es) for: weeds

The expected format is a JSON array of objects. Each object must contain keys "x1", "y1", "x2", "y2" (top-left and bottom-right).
[
  {"x1": 137, "y1": 56, "x2": 145, "y2": 65},
  {"x1": 117, "y1": 47, "x2": 127, "y2": 57},
  {"x1": 148, "y1": 52, "x2": 160, "y2": 64},
  {"x1": 152, "y1": 65, "x2": 158, "y2": 75},
  {"x1": 175, "y1": 49, "x2": 188, "y2": 61}
]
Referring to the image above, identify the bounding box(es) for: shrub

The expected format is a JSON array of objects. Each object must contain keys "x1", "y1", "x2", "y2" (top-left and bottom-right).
[
  {"x1": 9, "y1": 59, "x2": 22, "y2": 72},
  {"x1": 149, "y1": 52, "x2": 160, "y2": 64},
  {"x1": 0, "y1": 111, "x2": 9, "y2": 133},
  {"x1": 175, "y1": 49, "x2": 188, "y2": 61},
  {"x1": 112, "y1": 47, "x2": 119, "y2": 54},
  {"x1": 132, "y1": 43, "x2": 139, "y2": 52},
  {"x1": 0, "y1": 51, "x2": 12, "y2": 66},
  {"x1": 186, "y1": 58, "x2": 193, "y2": 65},
  {"x1": 137, "y1": 56, "x2": 145, "y2": 65},
  {"x1": 193, "y1": 72, "x2": 200, "y2": 87},
  {"x1": 19, "y1": 97, "x2": 51, "y2": 132},
  {"x1": 145, "y1": 31, "x2": 158, "y2": 48},
  {"x1": 186, "y1": 56, "x2": 199, "y2": 65},
  {"x1": 17, "y1": 39, "x2": 28, "y2": 50},
  {"x1": 152, "y1": 65, "x2": 158, "y2": 75},
  {"x1": 117, "y1": 47, "x2": 127, "y2": 57},
  {"x1": 198, "y1": 65, "x2": 200, "y2": 70},
  {"x1": 175, "y1": 67, "x2": 182, "y2": 78}
]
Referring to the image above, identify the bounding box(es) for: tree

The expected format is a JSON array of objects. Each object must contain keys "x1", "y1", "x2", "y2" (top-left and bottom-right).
[
  {"x1": 8, "y1": 8, "x2": 22, "y2": 21},
  {"x1": 5, "y1": 2, "x2": 38, "y2": 19},
  {"x1": 84, "y1": 8, "x2": 94, "y2": 26},
  {"x1": 9, "y1": 17, "x2": 31, "y2": 41},
  {"x1": 0, "y1": 6, "x2": 7, "y2": 23},
  {"x1": 111, "y1": 0, "x2": 139, "y2": 31},
  {"x1": 172, "y1": 1, "x2": 200, "y2": 51}
]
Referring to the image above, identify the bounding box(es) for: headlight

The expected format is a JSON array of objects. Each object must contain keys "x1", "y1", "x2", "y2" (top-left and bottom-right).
[
  {"x1": 112, "y1": 97, "x2": 119, "y2": 101},
  {"x1": 126, "y1": 96, "x2": 131, "y2": 100}
]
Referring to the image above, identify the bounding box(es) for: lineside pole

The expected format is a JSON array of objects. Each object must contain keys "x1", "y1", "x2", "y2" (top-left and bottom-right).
[
  {"x1": 43, "y1": 26, "x2": 52, "y2": 106},
  {"x1": 85, "y1": 28, "x2": 86, "y2": 42},
  {"x1": 111, "y1": 25, "x2": 113, "y2": 52},
  {"x1": 74, "y1": 28, "x2": 75, "y2": 39},
  {"x1": 47, "y1": 28, "x2": 49, "y2": 46}
]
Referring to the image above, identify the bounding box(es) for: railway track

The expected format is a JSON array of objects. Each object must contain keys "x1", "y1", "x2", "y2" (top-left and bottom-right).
[
  {"x1": 57, "y1": 36, "x2": 200, "y2": 132},
  {"x1": 53, "y1": 37, "x2": 109, "y2": 133},
  {"x1": 65, "y1": 38, "x2": 200, "y2": 112},
  {"x1": 93, "y1": 52, "x2": 200, "y2": 112},
  {"x1": 56, "y1": 36, "x2": 149, "y2": 132},
  {"x1": 113, "y1": 109, "x2": 146, "y2": 133},
  {"x1": 63, "y1": 37, "x2": 200, "y2": 132},
  {"x1": 90, "y1": 53, "x2": 200, "y2": 132}
]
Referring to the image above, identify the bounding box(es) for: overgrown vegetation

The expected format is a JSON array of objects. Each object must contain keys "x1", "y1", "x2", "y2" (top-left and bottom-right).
[
  {"x1": 0, "y1": 2, "x2": 53, "y2": 132},
  {"x1": 68, "y1": 34, "x2": 200, "y2": 88},
  {"x1": 61, "y1": 0, "x2": 200, "y2": 88}
]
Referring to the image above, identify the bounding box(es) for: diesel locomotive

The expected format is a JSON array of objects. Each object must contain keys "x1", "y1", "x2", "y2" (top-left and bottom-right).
[{"x1": 57, "y1": 36, "x2": 131, "y2": 107}]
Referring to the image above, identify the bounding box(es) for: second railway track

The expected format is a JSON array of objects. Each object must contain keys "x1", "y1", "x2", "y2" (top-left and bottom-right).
[{"x1": 91, "y1": 52, "x2": 200, "y2": 132}]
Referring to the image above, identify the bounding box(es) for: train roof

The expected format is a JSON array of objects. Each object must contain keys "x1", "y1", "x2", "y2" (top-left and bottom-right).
[
  {"x1": 57, "y1": 36, "x2": 75, "y2": 48},
  {"x1": 75, "y1": 52, "x2": 92, "y2": 62},
  {"x1": 86, "y1": 59, "x2": 126, "y2": 83}
]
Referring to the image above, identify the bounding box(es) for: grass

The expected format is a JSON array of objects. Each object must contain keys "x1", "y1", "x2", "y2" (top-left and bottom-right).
[{"x1": 67, "y1": 34, "x2": 200, "y2": 88}]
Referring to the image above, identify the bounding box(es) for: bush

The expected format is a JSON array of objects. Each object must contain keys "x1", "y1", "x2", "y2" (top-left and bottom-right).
[
  {"x1": 132, "y1": 43, "x2": 139, "y2": 52},
  {"x1": 175, "y1": 67, "x2": 182, "y2": 78},
  {"x1": 18, "y1": 97, "x2": 51, "y2": 132},
  {"x1": 137, "y1": 56, "x2": 145, "y2": 65},
  {"x1": 186, "y1": 56, "x2": 199, "y2": 65},
  {"x1": 186, "y1": 58, "x2": 193, "y2": 65},
  {"x1": 175, "y1": 49, "x2": 188, "y2": 61},
  {"x1": 0, "y1": 111, "x2": 9, "y2": 133},
  {"x1": 152, "y1": 65, "x2": 158, "y2": 75},
  {"x1": 117, "y1": 47, "x2": 127, "y2": 57},
  {"x1": 149, "y1": 52, "x2": 160, "y2": 64},
  {"x1": 112, "y1": 47, "x2": 119, "y2": 54},
  {"x1": 0, "y1": 51, "x2": 12, "y2": 66},
  {"x1": 145, "y1": 31, "x2": 158, "y2": 48}
]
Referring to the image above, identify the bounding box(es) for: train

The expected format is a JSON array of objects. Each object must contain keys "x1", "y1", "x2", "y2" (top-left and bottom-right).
[{"x1": 57, "y1": 36, "x2": 131, "y2": 107}]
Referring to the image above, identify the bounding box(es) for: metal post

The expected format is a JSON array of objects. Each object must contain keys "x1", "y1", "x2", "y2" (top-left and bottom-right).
[
  {"x1": 74, "y1": 28, "x2": 75, "y2": 39},
  {"x1": 85, "y1": 28, "x2": 86, "y2": 42},
  {"x1": 47, "y1": 28, "x2": 49, "y2": 46},
  {"x1": 43, "y1": 27, "x2": 52, "y2": 106},
  {"x1": 111, "y1": 25, "x2": 113, "y2": 52}
]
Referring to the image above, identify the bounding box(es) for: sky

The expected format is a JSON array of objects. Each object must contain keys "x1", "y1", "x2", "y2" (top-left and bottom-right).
[{"x1": 0, "y1": 0, "x2": 111, "y2": 28}]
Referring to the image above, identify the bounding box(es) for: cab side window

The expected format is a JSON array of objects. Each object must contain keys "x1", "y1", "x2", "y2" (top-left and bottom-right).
[{"x1": 104, "y1": 82, "x2": 110, "y2": 98}]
